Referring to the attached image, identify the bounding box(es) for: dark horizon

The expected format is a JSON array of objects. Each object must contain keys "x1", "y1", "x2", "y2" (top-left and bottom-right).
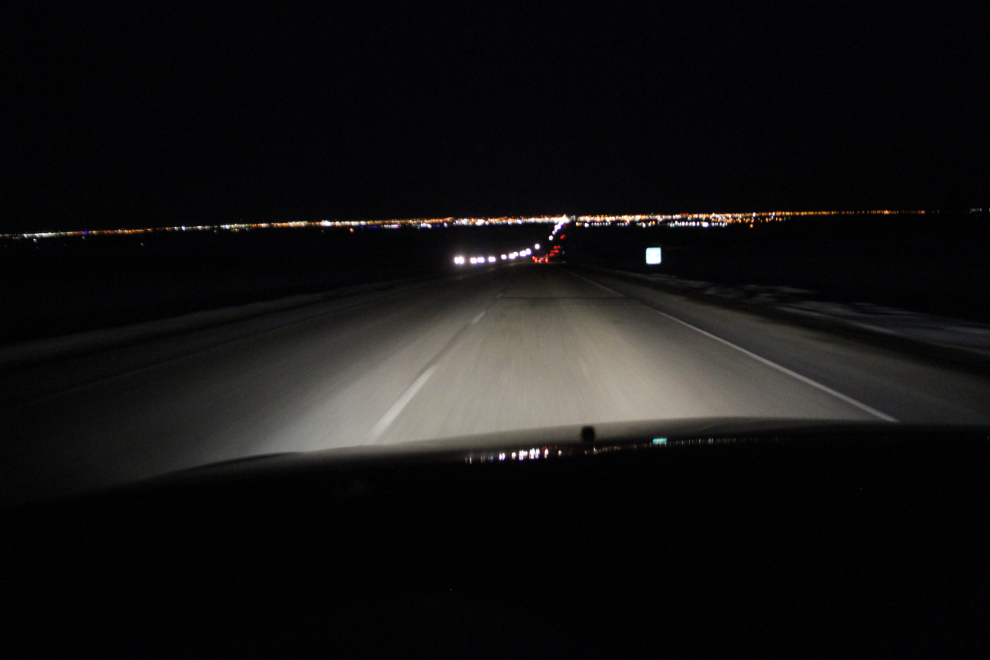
[{"x1": 3, "y1": 2, "x2": 987, "y2": 233}]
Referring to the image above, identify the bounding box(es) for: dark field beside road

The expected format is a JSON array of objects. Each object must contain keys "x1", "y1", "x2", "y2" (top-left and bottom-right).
[
  {"x1": 566, "y1": 212, "x2": 990, "y2": 323},
  {"x1": 0, "y1": 223, "x2": 546, "y2": 344}
]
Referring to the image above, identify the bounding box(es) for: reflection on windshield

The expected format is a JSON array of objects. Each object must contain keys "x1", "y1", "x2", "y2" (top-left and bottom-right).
[{"x1": 461, "y1": 436, "x2": 749, "y2": 465}]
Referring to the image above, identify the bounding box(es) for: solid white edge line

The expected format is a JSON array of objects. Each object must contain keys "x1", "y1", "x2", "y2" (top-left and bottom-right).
[
  {"x1": 569, "y1": 271, "x2": 898, "y2": 422},
  {"x1": 366, "y1": 365, "x2": 438, "y2": 443},
  {"x1": 471, "y1": 310, "x2": 486, "y2": 325}
]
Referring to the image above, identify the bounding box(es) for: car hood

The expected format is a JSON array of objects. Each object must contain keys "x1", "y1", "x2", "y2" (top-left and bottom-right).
[{"x1": 153, "y1": 416, "x2": 983, "y2": 484}]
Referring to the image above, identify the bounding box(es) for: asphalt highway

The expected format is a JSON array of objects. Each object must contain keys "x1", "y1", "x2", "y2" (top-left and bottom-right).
[{"x1": 3, "y1": 264, "x2": 990, "y2": 505}]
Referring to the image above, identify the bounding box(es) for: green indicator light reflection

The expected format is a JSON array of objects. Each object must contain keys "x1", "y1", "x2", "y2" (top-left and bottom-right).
[{"x1": 653, "y1": 438, "x2": 667, "y2": 445}]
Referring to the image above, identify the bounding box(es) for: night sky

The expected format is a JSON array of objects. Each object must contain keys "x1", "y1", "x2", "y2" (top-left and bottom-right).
[{"x1": 3, "y1": 2, "x2": 987, "y2": 231}]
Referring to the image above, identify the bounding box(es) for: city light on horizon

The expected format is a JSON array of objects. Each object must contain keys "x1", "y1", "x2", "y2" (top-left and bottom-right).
[{"x1": 0, "y1": 209, "x2": 940, "y2": 242}]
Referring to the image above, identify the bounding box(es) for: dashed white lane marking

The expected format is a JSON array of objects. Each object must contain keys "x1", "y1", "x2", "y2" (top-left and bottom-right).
[
  {"x1": 569, "y1": 271, "x2": 898, "y2": 422},
  {"x1": 366, "y1": 365, "x2": 439, "y2": 443},
  {"x1": 366, "y1": 307, "x2": 489, "y2": 443}
]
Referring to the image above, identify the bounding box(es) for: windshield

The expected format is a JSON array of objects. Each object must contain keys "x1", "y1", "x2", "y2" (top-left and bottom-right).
[{"x1": 2, "y1": 4, "x2": 988, "y2": 506}]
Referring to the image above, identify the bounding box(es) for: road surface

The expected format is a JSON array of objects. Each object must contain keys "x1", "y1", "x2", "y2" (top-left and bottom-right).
[{"x1": 3, "y1": 265, "x2": 990, "y2": 504}]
